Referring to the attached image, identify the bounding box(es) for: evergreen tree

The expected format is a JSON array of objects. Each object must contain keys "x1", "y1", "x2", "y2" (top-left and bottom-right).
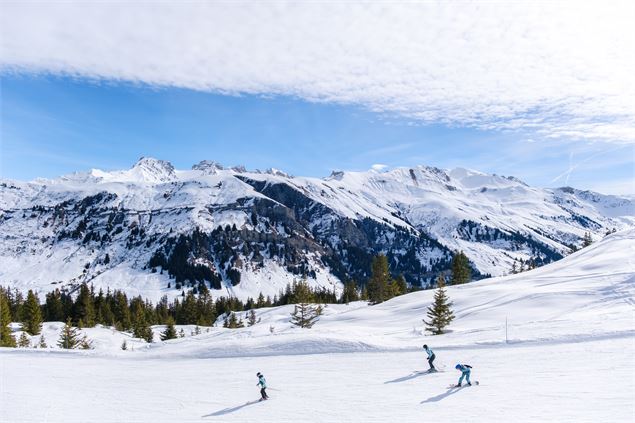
[
  {"x1": 256, "y1": 293, "x2": 266, "y2": 308},
  {"x1": 74, "y1": 284, "x2": 96, "y2": 327},
  {"x1": 178, "y1": 328, "x2": 185, "y2": 338},
  {"x1": 247, "y1": 309, "x2": 257, "y2": 326},
  {"x1": 44, "y1": 289, "x2": 65, "y2": 322},
  {"x1": 290, "y1": 303, "x2": 320, "y2": 328},
  {"x1": 79, "y1": 334, "x2": 93, "y2": 350},
  {"x1": 450, "y1": 251, "x2": 471, "y2": 285},
  {"x1": 289, "y1": 280, "x2": 314, "y2": 304},
  {"x1": 21, "y1": 290, "x2": 43, "y2": 335},
  {"x1": 38, "y1": 335, "x2": 47, "y2": 348},
  {"x1": 160, "y1": 317, "x2": 178, "y2": 341},
  {"x1": 367, "y1": 255, "x2": 393, "y2": 304},
  {"x1": 18, "y1": 331, "x2": 30, "y2": 348},
  {"x1": 393, "y1": 274, "x2": 408, "y2": 296},
  {"x1": 226, "y1": 312, "x2": 245, "y2": 329},
  {"x1": 132, "y1": 307, "x2": 153, "y2": 343},
  {"x1": 121, "y1": 339, "x2": 128, "y2": 350},
  {"x1": 423, "y1": 276, "x2": 455, "y2": 335},
  {"x1": 57, "y1": 318, "x2": 80, "y2": 349},
  {"x1": 0, "y1": 292, "x2": 17, "y2": 347},
  {"x1": 340, "y1": 280, "x2": 360, "y2": 304},
  {"x1": 582, "y1": 232, "x2": 593, "y2": 247}
]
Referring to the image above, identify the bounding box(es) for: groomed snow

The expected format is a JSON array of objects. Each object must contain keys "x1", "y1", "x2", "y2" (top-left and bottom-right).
[{"x1": 1, "y1": 230, "x2": 634, "y2": 422}]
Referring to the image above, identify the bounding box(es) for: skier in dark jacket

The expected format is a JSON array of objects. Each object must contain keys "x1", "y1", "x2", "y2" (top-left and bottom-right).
[
  {"x1": 455, "y1": 364, "x2": 472, "y2": 386},
  {"x1": 423, "y1": 344, "x2": 436, "y2": 372},
  {"x1": 256, "y1": 372, "x2": 269, "y2": 401}
]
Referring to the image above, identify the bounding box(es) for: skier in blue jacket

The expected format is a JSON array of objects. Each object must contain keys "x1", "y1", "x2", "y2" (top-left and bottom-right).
[
  {"x1": 423, "y1": 344, "x2": 436, "y2": 372},
  {"x1": 454, "y1": 364, "x2": 472, "y2": 387},
  {"x1": 256, "y1": 372, "x2": 269, "y2": 401}
]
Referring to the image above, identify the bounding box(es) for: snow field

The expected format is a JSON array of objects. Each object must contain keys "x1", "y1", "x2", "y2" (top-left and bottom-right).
[
  {"x1": 1, "y1": 229, "x2": 633, "y2": 422},
  {"x1": 1, "y1": 335, "x2": 633, "y2": 422}
]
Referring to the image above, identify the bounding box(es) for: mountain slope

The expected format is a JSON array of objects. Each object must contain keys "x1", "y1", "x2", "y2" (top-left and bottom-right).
[{"x1": 1, "y1": 157, "x2": 632, "y2": 301}]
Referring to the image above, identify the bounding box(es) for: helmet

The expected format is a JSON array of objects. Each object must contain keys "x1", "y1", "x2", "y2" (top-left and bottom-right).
[
  {"x1": 455, "y1": 364, "x2": 462, "y2": 370},
  {"x1": 257, "y1": 372, "x2": 261, "y2": 376},
  {"x1": 423, "y1": 344, "x2": 428, "y2": 349}
]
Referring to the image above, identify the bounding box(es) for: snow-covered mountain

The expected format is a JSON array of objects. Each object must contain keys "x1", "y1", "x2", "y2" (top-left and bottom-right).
[{"x1": 1, "y1": 157, "x2": 633, "y2": 301}]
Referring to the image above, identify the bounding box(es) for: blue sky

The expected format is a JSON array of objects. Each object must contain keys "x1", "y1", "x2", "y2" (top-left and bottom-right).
[
  {"x1": 1, "y1": 74, "x2": 633, "y2": 194},
  {"x1": 1, "y1": 2, "x2": 633, "y2": 194}
]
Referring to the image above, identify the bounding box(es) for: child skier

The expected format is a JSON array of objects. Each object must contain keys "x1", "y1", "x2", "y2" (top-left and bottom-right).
[
  {"x1": 454, "y1": 364, "x2": 472, "y2": 387},
  {"x1": 423, "y1": 344, "x2": 436, "y2": 372},
  {"x1": 256, "y1": 372, "x2": 269, "y2": 401}
]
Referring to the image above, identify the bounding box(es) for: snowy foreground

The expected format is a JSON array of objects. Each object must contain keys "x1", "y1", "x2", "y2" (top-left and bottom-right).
[{"x1": 1, "y1": 230, "x2": 634, "y2": 422}]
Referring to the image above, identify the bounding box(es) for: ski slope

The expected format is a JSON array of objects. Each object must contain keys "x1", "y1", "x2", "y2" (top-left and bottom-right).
[{"x1": 1, "y1": 230, "x2": 634, "y2": 422}]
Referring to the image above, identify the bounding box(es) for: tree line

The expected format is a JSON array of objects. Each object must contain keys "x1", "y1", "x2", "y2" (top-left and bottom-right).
[{"x1": 0, "y1": 251, "x2": 473, "y2": 346}]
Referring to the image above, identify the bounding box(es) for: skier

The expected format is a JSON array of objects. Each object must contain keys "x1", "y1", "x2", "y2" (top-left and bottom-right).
[
  {"x1": 454, "y1": 363, "x2": 472, "y2": 387},
  {"x1": 423, "y1": 344, "x2": 436, "y2": 372},
  {"x1": 256, "y1": 372, "x2": 269, "y2": 401}
]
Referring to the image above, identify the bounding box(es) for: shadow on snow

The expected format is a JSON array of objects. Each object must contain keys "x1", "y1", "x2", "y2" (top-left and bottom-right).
[
  {"x1": 420, "y1": 387, "x2": 463, "y2": 404},
  {"x1": 203, "y1": 400, "x2": 263, "y2": 417},
  {"x1": 384, "y1": 371, "x2": 432, "y2": 384}
]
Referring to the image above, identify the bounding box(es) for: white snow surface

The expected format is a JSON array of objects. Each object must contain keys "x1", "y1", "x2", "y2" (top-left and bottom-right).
[{"x1": 1, "y1": 230, "x2": 634, "y2": 422}]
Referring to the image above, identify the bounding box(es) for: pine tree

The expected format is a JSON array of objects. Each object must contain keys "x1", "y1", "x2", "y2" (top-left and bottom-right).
[
  {"x1": 290, "y1": 303, "x2": 320, "y2": 328},
  {"x1": 582, "y1": 232, "x2": 593, "y2": 247},
  {"x1": 121, "y1": 339, "x2": 128, "y2": 350},
  {"x1": 57, "y1": 318, "x2": 80, "y2": 349},
  {"x1": 44, "y1": 289, "x2": 64, "y2": 322},
  {"x1": 18, "y1": 332, "x2": 30, "y2": 348},
  {"x1": 132, "y1": 307, "x2": 153, "y2": 343},
  {"x1": 0, "y1": 292, "x2": 17, "y2": 347},
  {"x1": 340, "y1": 280, "x2": 360, "y2": 304},
  {"x1": 38, "y1": 335, "x2": 47, "y2": 348},
  {"x1": 21, "y1": 290, "x2": 43, "y2": 335},
  {"x1": 160, "y1": 317, "x2": 177, "y2": 341},
  {"x1": 79, "y1": 334, "x2": 93, "y2": 350},
  {"x1": 367, "y1": 255, "x2": 393, "y2": 304},
  {"x1": 423, "y1": 276, "x2": 455, "y2": 335},
  {"x1": 256, "y1": 293, "x2": 266, "y2": 308},
  {"x1": 393, "y1": 274, "x2": 408, "y2": 296},
  {"x1": 450, "y1": 251, "x2": 471, "y2": 284},
  {"x1": 247, "y1": 310, "x2": 257, "y2": 326},
  {"x1": 74, "y1": 284, "x2": 96, "y2": 327},
  {"x1": 225, "y1": 312, "x2": 245, "y2": 329}
]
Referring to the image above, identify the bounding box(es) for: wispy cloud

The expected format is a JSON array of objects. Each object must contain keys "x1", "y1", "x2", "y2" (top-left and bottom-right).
[{"x1": 2, "y1": 2, "x2": 634, "y2": 143}]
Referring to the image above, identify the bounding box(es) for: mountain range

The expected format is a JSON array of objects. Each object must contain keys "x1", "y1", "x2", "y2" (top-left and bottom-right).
[{"x1": 1, "y1": 157, "x2": 632, "y2": 301}]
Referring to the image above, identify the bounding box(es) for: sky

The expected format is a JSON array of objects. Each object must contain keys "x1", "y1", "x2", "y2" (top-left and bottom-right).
[{"x1": 1, "y1": 1, "x2": 634, "y2": 195}]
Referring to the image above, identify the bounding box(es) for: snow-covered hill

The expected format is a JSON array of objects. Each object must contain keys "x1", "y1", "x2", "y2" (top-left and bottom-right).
[
  {"x1": 3, "y1": 227, "x2": 634, "y2": 422},
  {"x1": 1, "y1": 157, "x2": 633, "y2": 301}
]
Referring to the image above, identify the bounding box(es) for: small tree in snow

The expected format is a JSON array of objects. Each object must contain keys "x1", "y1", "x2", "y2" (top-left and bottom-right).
[
  {"x1": 18, "y1": 332, "x2": 30, "y2": 348},
  {"x1": 290, "y1": 303, "x2": 320, "y2": 328},
  {"x1": 57, "y1": 318, "x2": 81, "y2": 349},
  {"x1": 38, "y1": 335, "x2": 47, "y2": 348},
  {"x1": 423, "y1": 276, "x2": 455, "y2": 335},
  {"x1": 247, "y1": 310, "x2": 257, "y2": 327},
  {"x1": 582, "y1": 232, "x2": 593, "y2": 248},
  {"x1": 79, "y1": 334, "x2": 93, "y2": 350},
  {"x1": 121, "y1": 340, "x2": 128, "y2": 350},
  {"x1": 161, "y1": 317, "x2": 178, "y2": 341}
]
